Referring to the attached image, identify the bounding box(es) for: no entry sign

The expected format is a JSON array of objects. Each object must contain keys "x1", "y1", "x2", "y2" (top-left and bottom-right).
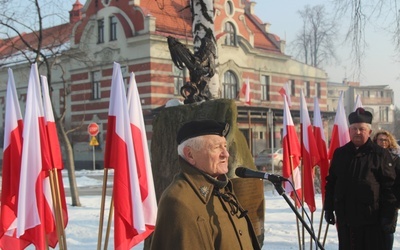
[{"x1": 88, "y1": 123, "x2": 99, "y2": 136}]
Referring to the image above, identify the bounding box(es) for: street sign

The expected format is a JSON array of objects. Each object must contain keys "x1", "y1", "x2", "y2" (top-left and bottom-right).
[
  {"x1": 90, "y1": 136, "x2": 99, "y2": 146},
  {"x1": 88, "y1": 123, "x2": 99, "y2": 136}
]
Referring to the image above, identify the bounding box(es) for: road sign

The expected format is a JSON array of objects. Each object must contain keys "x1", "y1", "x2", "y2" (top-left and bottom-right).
[
  {"x1": 88, "y1": 123, "x2": 99, "y2": 136},
  {"x1": 90, "y1": 136, "x2": 99, "y2": 146}
]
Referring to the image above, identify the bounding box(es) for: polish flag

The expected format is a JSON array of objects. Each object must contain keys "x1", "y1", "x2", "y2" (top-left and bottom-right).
[
  {"x1": 282, "y1": 97, "x2": 302, "y2": 206},
  {"x1": 41, "y1": 75, "x2": 69, "y2": 246},
  {"x1": 353, "y1": 94, "x2": 363, "y2": 111},
  {"x1": 300, "y1": 90, "x2": 319, "y2": 212},
  {"x1": 279, "y1": 82, "x2": 292, "y2": 107},
  {"x1": 328, "y1": 91, "x2": 350, "y2": 159},
  {"x1": 0, "y1": 69, "x2": 30, "y2": 250},
  {"x1": 313, "y1": 97, "x2": 330, "y2": 203},
  {"x1": 240, "y1": 78, "x2": 251, "y2": 105},
  {"x1": 30, "y1": 73, "x2": 58, "y2": 248},
  {"x1": 16, "y1": 63, "x2": 46, "y2": 249},
  {"x1": 104, "y1": 62, "x2": 152, "y2": 249},
  {"x1": 126, "y1": 72, "x2": 157, "y2": 245}
]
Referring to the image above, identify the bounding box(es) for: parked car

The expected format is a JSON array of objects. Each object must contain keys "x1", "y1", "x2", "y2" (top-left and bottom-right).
[{"x1": 254, "y1": 148, "x2": 283, "y2": 171}]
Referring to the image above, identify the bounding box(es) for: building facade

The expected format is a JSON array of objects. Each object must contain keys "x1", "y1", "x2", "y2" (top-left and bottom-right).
[
  {"x1": 327, "y1": 80, "x2": 395, "y2": 132},
  {"x1": 1, "y1": 0, "x2": 337, "y2": 167}
]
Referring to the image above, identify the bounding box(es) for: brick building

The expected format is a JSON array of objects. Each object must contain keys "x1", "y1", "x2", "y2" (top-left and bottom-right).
[{"x1": 0, "y1": 0, "x2": 331, "y2": 167}]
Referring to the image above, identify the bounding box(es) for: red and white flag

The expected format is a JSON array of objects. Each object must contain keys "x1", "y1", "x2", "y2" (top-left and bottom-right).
[
  {"x1": 16, "y1": 63, "x2": 47, "y2": 249},
  {"x1": 282, "y1": 97, "x2": 302, "y2": 206},
  {"x1": 313, "y1": 97, "x2": 329, "y2": 203},
  {"x1": 353, "y1": 94, "x2": 363, "y2": 111},
  {"x1": 279, "y1": 82, "x2": 292, "y2": 107},
  {"x1": 328, "y1": 91, "x2": 350, "y2": 159},
  {"x1": 300, "y1": 90, "x2": 319, "y2": 212},
  {"x1": 126, "y1": 72, "x2": 157, "y2": 245},
  {"x1": 41, "y1": 75, "x2": 69, "y2": 246},
  {"x1": 104, "y1": 62, "x2": 153, "y2": 249},
  {"x1": 240, "y1": 78, "x2": 251, "y2": 105},
  {"x1": 0, "y1": 68, "x2": 30, "y2": 250}
]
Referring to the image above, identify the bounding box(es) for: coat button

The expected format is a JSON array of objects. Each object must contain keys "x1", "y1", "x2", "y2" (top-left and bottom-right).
[{"x1": 239, "y1": 230, "x2": 243, "y2": 235}]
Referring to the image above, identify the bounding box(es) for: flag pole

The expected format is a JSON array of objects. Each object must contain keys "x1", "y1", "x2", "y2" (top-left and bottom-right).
[
  {"x1": 97, "y1": 168, "x2": 109, "y2": 250},
  {"x1": 317, "y1": 210, "x2": 325, "y2": 243},
  {"x1": 300, "y1": 123, "x2": 306, "y2": 250},
  {"x1": 103, "y1": 196, "x2": 114, "y2": 250},
  {"x1": 289, "y1": 156, "x2": 302, "y2": 250},
  {"x1": 322, "y1": 223, "x2": 329, "y2": 246},
  {"x1": 48, "y1": 171, "x2": 63, "y2": 249},
  {"x1": 49, "y1": 169, "x2": 67, "y2": 250}
]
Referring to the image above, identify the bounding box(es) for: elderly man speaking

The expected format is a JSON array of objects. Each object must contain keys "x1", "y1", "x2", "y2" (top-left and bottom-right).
[{"x1": 150, "y1": 120, "x2": 260, "y2": 250}]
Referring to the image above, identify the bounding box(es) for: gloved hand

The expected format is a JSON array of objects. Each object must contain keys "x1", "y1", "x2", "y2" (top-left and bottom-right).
[
  {"x1": 380, "y1": 217, "x2": 394, "y2": 233},
  {"x1": 324, "y1": 210, "x2": 335, "y2": 225}
]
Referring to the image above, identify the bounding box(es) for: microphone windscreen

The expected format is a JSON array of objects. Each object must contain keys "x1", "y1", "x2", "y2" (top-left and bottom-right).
[{"x1": 235, "y1": 167, "x2": 247, "y2": 177}]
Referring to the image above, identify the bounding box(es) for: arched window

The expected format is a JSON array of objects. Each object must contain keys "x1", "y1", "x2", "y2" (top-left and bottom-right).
[
  {"x1": 224, "y1": 22, "x2": 236, "y2": 46},
  {"x1": 223, "y1": 70, "x2": 238, "y2": 99}
]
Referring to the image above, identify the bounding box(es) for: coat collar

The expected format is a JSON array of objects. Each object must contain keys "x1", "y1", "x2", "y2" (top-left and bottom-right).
[
  {"x1": 179, "y1": 157, "x2": 229, "y2": 204},
  {"x1": 344, "y1": 138, "x2": 376, "y2": 156}
]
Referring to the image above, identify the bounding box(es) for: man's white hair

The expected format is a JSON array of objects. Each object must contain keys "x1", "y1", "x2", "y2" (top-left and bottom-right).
[{"x1": 177, "y1": 136, "x2": 205, "y2": 160}]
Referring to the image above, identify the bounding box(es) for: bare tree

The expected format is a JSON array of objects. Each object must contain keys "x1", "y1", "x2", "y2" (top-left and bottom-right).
[
  {"x1": 333, "y1": 0, "x2": 400, "y2": 76},
  {"x1": 292, "y1": 5, "x2": 338, "y2": 68},
  {"x1": 0, "y1": 0, "x2": 82, "y2": 206}
]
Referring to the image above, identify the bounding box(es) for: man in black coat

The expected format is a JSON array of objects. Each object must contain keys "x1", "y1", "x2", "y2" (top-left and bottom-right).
[{"x1": 324, "y1": 108, "x2": 397, "y2": 250}]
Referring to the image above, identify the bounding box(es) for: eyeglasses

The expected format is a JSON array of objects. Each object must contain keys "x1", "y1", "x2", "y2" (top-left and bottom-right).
[{"x1": 377, "y1": 138, "x2": 388, "y2": 142}]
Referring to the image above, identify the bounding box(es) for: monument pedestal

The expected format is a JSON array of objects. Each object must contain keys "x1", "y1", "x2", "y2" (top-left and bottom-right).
[{"x1": 147, "y1": 99, "x2": 264, "y2": 248}]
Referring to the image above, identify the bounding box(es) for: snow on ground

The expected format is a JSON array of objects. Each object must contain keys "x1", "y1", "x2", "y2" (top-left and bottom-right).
[{"x1": 11, "y1": 170, "x2": 400, "y2": 249}]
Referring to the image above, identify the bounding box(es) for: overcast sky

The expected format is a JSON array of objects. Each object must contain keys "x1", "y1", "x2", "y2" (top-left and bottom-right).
[{"x1": 253, "y1": 0, "x2": 400, "y2": 106}]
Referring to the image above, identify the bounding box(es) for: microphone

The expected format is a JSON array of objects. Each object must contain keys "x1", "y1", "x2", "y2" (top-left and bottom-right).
[{"x1": 235, "y1": 167, "x2": 288, "y2": 183}]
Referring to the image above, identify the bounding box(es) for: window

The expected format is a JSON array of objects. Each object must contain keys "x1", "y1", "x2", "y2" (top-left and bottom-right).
[
  {"x1": 97, "y1": 19, "x2": 104, "y2": 44},
  {"x1": 363, "y1": 90, "x2": 370, "y2": 97},
  {"x1": 173, "y1": 66, "x2": 185, "y2": 95},
  {"x1": 91, "y1": 71, "x2": 101, "y2": 100},
  {"x1": 304, "y1": 81, "x2": 310, "y2": 97},
  {"x1": 109, "y1": 16, "x2": 117, "y2": 41},
  {"x1": 225, "y1": 1, "x2": 234, "y2": 15},
  {"x1": 223, "y1": 70, "x2": 238, "y2": 99},
  {"x1": 261, "y1": 75, "x2": 270, "y2": 101},
  {"x1": 289, "y1": 79, "x2": 295, "y2": 97},
  {"x1": 315, "y1": 82, "x2": 321, "y2": 98},
  {"x1": 379, "y1": 106, "x2": 389, "y2": 122},
  {"x1": 224, "y1": 22, "x2": 236, "y2": 46}
]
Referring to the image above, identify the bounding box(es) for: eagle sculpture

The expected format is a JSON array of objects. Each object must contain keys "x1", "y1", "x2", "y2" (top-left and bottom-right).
[{"x1": 167, "y1": 30, "x2": 216, "y2": 104}]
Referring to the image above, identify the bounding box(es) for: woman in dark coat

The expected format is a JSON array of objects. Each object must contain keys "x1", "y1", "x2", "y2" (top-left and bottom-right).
[{"x1": 373, "y1": 130, "x2": 400, "y2": 250}]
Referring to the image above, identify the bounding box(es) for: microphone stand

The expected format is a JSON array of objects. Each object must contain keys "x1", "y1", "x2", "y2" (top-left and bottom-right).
[{"x1": 271, "y1": 180, "x2": 325, "y2": 250}]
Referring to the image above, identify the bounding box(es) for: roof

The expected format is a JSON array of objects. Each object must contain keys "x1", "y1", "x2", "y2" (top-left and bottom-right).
[{"x1": 1, "y1": 0, "x2": 283, "y2": 66}]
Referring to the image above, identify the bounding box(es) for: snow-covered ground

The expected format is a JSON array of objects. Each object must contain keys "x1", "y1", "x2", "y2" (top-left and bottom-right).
[{"x1": 5, "y1": 170, "x2": 400, "y2": 249}]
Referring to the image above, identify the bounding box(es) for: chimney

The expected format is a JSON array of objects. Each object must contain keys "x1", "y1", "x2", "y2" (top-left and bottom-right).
[{"x1": 69, "y1": 0, "x2": 83, "y2": 23}]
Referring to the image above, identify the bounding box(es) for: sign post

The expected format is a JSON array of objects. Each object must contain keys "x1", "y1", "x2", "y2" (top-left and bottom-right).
[{"x1": 88, "y1": 123, "x2": 99, "y2": 170}]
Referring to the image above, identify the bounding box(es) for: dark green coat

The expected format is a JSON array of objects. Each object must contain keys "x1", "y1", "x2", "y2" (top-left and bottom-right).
[{"x1": 150, "y1": 159, "x2": 260, "y2": 250}]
